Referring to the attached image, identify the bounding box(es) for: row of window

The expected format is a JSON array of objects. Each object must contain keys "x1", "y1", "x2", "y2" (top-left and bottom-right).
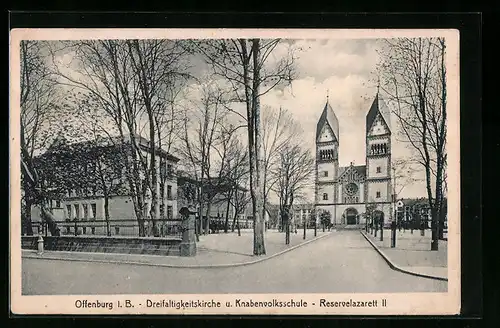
[
  {"x1": 66, "y1": 203, "x2": 175, "y2": 220},
  {"x1": 369, "y1": 143, "x2": 389, "y2": 155},
  {"x1": 321, "y1": 192, "x2": 381, "y2": 200},
  {"x1": 66, "y1": 185, "x2": 174, "y2": 199},
  {"x1": 322, "y1": 166, "x2": 383, "y2": 178},
  {"x1": 143, "y1": 203, "x2": 174, "y2": 219},
  {"x1": 66, "y1": 203, "x2": 97, "y2": 220},
  {"x1": 319, "y1": 149, "x2": 336, "y2": 160}
]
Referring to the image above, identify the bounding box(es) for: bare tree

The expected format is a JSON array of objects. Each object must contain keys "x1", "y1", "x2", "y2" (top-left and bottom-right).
[
  {"x1": 261, "y1": 106, "x2": 301, "y2": 229},
  {"x1": 50, "y1": 39, "x2": 191, "y2": 236},
  {"x1": 271, "y1": 142, "x2": 315, "y2": 244},
  {"x1": 378, "y1": 37, "x2": 447, "y2": 249},
  {"x1": 190, "y1": 39, "x2": 296, "y2": 255},
  {"x1": 20, "y1": 40, "x2": 64, "y2": 236},
  {"x1": 231, "y1": 187, "x2": 252, "y2": 236},
  {"x1": 179, "y1": 84, "x2": 229, "y2": 235},
  {"x1": 126, "y1": 39, "x2": 191, "y2": 236},
  {"x1": 211, "y1": 122, "x2": 249, "y2": 233}
]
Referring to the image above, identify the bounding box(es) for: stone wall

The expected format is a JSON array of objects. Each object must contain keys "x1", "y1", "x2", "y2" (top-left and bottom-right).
[{"x1": 22, "y1": 235, "x2": 182, "y2": 256}]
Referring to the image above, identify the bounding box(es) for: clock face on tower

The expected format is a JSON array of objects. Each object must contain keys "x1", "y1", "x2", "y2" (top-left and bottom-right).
[{"x1": 345, "y1": 182, "x2": 358, "y2": 196}]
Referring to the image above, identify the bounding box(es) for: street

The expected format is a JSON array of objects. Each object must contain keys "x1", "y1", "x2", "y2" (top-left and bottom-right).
[{"x1": 22, "y1": 231, "x2": 447, "y2": 295}]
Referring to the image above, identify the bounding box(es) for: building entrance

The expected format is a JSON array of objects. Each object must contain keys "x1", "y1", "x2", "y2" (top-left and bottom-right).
[{"x1": 345, "y1": 208, "x2": 358, "y2": 225}]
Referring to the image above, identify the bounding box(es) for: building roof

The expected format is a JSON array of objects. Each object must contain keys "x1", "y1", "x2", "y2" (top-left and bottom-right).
[
  {"x1": 366, "y1": 93, "x2": 392, "y2": 134},
  {"x1": 316, "y1": 100, "x2": 340, "y2": 142},
  {"x1": 45, "y1": 133, "x2": 180, "y2": 162}
]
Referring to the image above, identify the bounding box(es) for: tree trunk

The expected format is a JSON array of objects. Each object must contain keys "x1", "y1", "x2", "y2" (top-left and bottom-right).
[
  {"x1": 232, "y1": 210, "x2": 237, "y2": 232},
  {"x1": 237, "y1": 214, "x2": 241, "y2": 236},
  {"x1": 205, "y1": 202, "x2": 211, "y2": 234},
  {"x1": 224, "y1": 191, "x2": 232, "y2": 233},
  {"x1": 23, "y1": 197, "x2": 34, "y2": 236},
  {"x1": 104, "y1": 194, "x2": 111, "y2": 236},
  {"x1": 240, "y1": 39, "x2": 265, "y2": 255},
  {"x1": 303, "y1": 219, "x2": 306, "y2": 240},
  {"x1": 439, "y1": 203, "x2": 446, "y2": 239},
  {"x1": 125, "y1": 144, "x2": 146, "y2": 237},
  {"x1": 149, "y1": 177, "x2": 159, "y2": 237},
  {"x1": 285, "y1": 214, "x2": 290, "y2": 245},
  {"x1": 251, "y1": 40, "x2": 266, "y2": 255},
  {"x1": 159, "y1": 179, "x2": 166, "y2": 237},
  {"x1": 194, "y1": 186, "x2": 200, "y2": 241},
  {"x1": 40, "y1": 205, "x2": 61, "y2": 236}
]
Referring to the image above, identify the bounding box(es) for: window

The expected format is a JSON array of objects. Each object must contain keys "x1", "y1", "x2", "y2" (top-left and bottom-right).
[
  {"x1": 345, "y1": 183, "x2": 358, "y2": 195},
  {"x1": 74, "y1": 204, "x2": 80, "y2": 220},
  {"x1": 376, "y1": 191, "x2": 381, "y2": 198},
  {"x1": 91, "y1": 203, "x2": 97, "y2": 219},
  {"x1": 66, "y1": 205, "x2": 72, "y2": 220},
  {"x1": 167, "y1": 164, "x2": 173, "y2": 177},
  {"x1": 323, "y1": 193, "x2": 328, "y2": 200},
  {"x1": 55, "y1": 200, "x2": 61, "y2": 208},
  {"x1": 167, "y1": 185, "x2": 173, "y2": 200},
  {"x1": 83, "y1": 204, "x2": 89, "y2": 219},
  {"x1": 323, "y1": 171, "x2": 328, "y2": 177},
  {"x1": 376, "y1": 166, "x2": 381, "y2": 173},
  {"x1": 167, "y1": 206, "x2": 173, "y2": 220}
]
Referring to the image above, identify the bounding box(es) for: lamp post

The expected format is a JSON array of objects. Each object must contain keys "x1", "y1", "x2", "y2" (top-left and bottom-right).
[
  {"x1": 390, "y1": 167, "x2": 397, "y2": 247},
  {"x1": 303, "y1": 210, "x2": 306, "y2": 240}
]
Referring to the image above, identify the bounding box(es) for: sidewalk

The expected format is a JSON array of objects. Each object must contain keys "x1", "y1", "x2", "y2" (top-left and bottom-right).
[
  {"x1": 361, "y1": 228, "x2": 448, "y2": 281},
  {"x1": 22, "y1": 229, "x2": 330, "y2": 268}
]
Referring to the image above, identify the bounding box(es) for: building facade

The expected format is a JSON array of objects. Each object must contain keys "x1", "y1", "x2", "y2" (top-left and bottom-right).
[
  {"x1": 31, "y1": 134, "x2": 180, "y2": 236},
  {"x1": 292, "y1": 203, "x2": 315, "y2": 228},
  {"x1": 314, "y1": 93, "x2": 392, "y2": 225}
]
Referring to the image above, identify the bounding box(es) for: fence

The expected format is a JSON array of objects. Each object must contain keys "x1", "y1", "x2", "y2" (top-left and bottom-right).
[{"x1": 27, "y1": 218, "x2": 183, "y2": 239}]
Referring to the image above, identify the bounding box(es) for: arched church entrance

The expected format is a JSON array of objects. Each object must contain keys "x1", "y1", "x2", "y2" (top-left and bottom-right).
[{"x1": 344, "y1": 208, "x2": 358, "y2": 225}]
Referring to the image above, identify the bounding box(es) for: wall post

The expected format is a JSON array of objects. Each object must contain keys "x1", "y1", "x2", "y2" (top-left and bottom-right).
[{"x1": 179, "y1": 206, "x2": 197, "y2": 257}]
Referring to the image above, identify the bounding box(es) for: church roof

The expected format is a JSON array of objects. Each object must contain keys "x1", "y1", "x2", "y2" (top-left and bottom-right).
[
  {"x1": 366, "y1": 93, "x2": 391, "y2": 133},
  {"x1": 338, "y1": 164, "x2": 366, "y2": 179},
  {"x1": 316, "y1": 100, "x2": 340, "y2": 142}
]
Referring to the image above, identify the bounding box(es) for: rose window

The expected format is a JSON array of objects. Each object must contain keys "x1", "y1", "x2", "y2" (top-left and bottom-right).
[{"x1": 345, "y1": 183, "x2": 358, "y2": 196}]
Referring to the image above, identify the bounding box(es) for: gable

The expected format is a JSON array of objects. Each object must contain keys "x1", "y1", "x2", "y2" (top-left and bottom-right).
[
  {"x1": 367, "y1": 113, "x2": 389, "y2": 137},
  {"x1": 339, "y1": 165, "x2": 366, "y2": 182},
  {"x1": 317, "y1": 122, "x2": 336, "y2": 143}
]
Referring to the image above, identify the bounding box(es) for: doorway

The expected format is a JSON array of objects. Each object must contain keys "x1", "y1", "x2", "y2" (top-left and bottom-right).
[{"x1": 345, "y1": 208, "x2": 358, "y2": 225}]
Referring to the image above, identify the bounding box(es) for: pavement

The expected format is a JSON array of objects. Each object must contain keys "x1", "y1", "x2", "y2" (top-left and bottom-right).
[
  {"x1": 22, "y1": 230, "x2": 447, "y2": 295},
  {"x1": 22, "y1": 229, "x2": 329, "y2": 268},
  {"x1": 360, "y1": 228, "x2": 448, "y2": 281}
]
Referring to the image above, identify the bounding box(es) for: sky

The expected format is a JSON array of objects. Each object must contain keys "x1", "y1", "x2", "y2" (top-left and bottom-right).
[
  {"x1": 47, "y1": 38, "x2": 428, "y2": 201},
  {"x1": 186, "y1": 38, "x2": 427, "y2": 200}
]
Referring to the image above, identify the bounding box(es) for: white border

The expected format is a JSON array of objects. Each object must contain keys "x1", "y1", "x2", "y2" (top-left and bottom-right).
[{"x1": 10, "y1": 28, "x2": 461, "y2": 315}]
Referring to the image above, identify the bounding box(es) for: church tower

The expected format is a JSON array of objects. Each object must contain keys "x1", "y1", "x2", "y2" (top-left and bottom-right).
[
  {"x1": 365, "y1": 92, "x2": 392, "y2": 221},
  {"x1": 315, "y1": 98, "x2": 340, "y2": 223}
]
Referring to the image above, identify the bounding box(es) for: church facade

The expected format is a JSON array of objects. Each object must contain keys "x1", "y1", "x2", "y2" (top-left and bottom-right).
[{"x1": 314, "y1": 93, "x2": 392, "y2": 226}]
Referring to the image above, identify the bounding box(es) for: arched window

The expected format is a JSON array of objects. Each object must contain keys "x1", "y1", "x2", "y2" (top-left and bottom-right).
[{"x1": 323, "y1": 193, "x2": 328, "y2": 200}]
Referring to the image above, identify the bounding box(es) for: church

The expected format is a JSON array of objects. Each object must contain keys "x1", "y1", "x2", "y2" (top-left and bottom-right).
[{"x1": 314, "y1": 92, "x2": 392, "y2": 226}]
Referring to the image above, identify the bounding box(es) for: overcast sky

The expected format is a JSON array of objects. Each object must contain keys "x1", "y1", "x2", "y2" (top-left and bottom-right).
[
  {"x1": 49, "y1": 38, "x2": 428, "y2": 201},
  {"x1": 189, "y1": 38, "x2": 426, "y2": 200}
]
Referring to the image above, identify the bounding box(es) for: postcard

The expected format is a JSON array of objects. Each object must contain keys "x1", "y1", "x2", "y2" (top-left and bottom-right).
[{"x1": 10, "y1": 28, "x2": 460, "y2": 315}]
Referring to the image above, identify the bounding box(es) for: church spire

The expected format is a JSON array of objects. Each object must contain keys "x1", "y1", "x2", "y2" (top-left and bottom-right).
[
  {"x1": 326, "y1": 89, "x2": 329, "y2": 102},
  {"x1": 376, "y1": 75, "x2": 380, "y2": 95}
]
